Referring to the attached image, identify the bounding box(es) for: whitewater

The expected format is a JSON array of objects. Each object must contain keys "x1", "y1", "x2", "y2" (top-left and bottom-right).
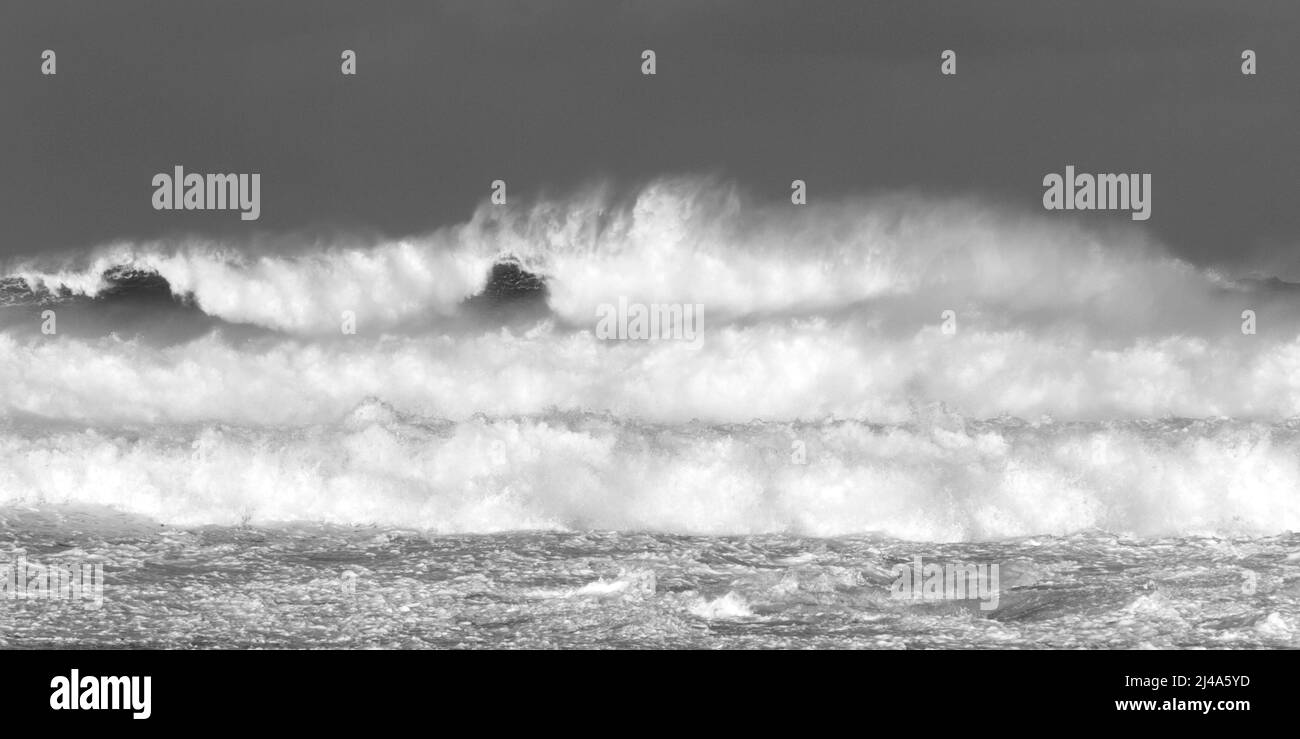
[{"x1": 1, "y1": 177, "x2": 1297, "y2": 648}]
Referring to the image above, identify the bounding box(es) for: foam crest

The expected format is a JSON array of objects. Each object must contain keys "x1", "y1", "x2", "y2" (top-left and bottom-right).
[
  {"x1": 6, "y1": 176, "x2": 1283, "y2": 338},
  {"x1": 0, "y1": 410, "x2": 1295, "y2": 540},
  {"x1": 5, "y1": 322, "x2": 1300, "y2": 426}
]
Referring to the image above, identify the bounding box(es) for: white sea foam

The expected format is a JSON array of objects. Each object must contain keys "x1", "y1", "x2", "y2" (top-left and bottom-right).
[
  {"x1": 7, "y1": 237, "x2": 493, "y2": 333},
  {"x1": 690, "y1": 592, "x2": 753, "y2": 619},
  {"x1": 0, "y1": 407, "x2": 1296, "y2": 539},
  {"x1": 4, "y1": 176, "x2": 1300, "y2": 540},
  {"x1": 4, "y1": 176, "x2": 1287, "y2": 337},
  {"x1": 3, "y1": 326, "x2": 1300, "y2": 426}
]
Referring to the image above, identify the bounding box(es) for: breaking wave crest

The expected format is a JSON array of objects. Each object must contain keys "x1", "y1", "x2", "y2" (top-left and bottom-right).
[
  {"x1": 3, "y1": 175, "x2": 1299, "y2": 539},
  {"x1": 4, "y1": 176, "x2": 1293, "y2": 338}
]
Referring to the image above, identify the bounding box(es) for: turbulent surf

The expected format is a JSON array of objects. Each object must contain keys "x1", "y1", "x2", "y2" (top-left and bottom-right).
[{"x1": 2, "y1": 176, "x2": 1297, "y2": 647}]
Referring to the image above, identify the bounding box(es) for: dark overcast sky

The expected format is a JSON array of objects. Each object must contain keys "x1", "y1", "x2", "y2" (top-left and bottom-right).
[{"x1": 2, "y1": 0, "x2": 1298, "y2": 271}]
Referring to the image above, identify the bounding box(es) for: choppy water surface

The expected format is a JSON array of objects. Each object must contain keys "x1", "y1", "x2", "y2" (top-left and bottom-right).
[
  {"x1": 2, "y1": 508, "x2": 1296, "y2": 649},
  {"x1": 4, "y1": 181, "x2": 1300, "y2": 649}
]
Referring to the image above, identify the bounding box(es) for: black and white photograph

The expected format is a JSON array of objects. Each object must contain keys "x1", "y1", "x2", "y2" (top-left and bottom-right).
[{"x1": 0, "y1": 0, "x2": 1294, "y2": 722}]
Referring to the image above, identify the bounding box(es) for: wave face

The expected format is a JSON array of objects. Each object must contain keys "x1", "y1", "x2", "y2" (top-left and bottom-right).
[{"x1": 2, "y1": 176, "x2": 1299, "y2": 539}]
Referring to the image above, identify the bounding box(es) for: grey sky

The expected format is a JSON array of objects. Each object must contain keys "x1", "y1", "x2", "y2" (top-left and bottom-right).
[{"x1": 2, "y1": 0, "x2": 1298, "y2": 273}]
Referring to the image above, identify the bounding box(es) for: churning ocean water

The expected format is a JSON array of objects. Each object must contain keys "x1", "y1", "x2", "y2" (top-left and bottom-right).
[{"x1": 1, "y1": 177, "x2": 1298, "y2": 648}]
